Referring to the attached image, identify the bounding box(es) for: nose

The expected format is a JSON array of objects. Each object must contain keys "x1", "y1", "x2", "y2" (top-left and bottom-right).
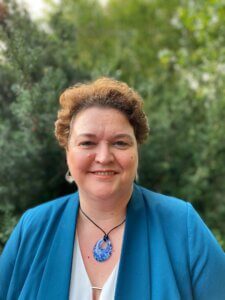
[{"x1": 95, "y1": 143, "x2": 114, "y2": 164}]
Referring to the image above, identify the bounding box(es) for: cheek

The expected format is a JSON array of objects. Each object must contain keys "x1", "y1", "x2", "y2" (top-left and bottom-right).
[
  {"x1": 120, "y1": 152, "x2": 138, "y2": 169},
  {"x1": 87, "y1": 153, "x2": 95, "y2": 160},
  {"x1": 67, "y1": 151, "x2": 95, "y2": 172}
]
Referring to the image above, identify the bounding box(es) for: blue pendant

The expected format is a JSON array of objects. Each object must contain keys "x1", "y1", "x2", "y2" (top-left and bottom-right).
[{"x1": 93, "y1": 235, "x2": 112, "y2": 262}]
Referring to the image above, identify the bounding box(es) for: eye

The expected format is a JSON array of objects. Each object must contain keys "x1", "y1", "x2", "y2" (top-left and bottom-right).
[
  {"x1": 113, "y1": 140, "x2": 130, "y2": 149},
  {"x1": 79, "y1": 141, "x2": 96, "y2": 148}
]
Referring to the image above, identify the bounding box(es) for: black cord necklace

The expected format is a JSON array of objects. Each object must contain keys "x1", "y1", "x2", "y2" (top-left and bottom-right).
[{"x1": 80, "y1": 207, "x2": 126, "y2": 262}]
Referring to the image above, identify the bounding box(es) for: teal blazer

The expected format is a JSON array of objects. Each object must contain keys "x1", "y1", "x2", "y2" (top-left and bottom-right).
[{"x1": 1, "y1": 185, "x2": 225, "y2": 299}]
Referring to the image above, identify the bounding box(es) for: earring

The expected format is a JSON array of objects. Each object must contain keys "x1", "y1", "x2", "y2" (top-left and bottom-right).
[
  {"x1": 65, "y1": 170, "x2": 74, "y2": 183},
  {"x1": 135, "y1": 172, "x2": 139, "y2": 183}
]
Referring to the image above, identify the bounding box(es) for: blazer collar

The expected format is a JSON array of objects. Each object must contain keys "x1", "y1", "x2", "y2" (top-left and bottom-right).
[
  {"x1": 115, "y1": 184, "x2": 151, "y2": 299},
  {"x1": 37, "y1": 192, "x2": 79, "y2": 299}
]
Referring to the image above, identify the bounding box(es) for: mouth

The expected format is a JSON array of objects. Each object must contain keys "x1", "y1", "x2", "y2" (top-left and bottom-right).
[{"x1": 90, "y1": 170, "x2": 118, "y2": 176}]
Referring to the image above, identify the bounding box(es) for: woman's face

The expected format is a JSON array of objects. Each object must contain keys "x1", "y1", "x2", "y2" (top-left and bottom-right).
[{"x1": 66, "y1": 106, "x2": 138, "y2": 201}]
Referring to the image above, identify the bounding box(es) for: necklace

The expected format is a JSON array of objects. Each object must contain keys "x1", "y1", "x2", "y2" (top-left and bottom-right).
[{"x1": 80, "y1": 207, "x2": 126, "y2": 262}]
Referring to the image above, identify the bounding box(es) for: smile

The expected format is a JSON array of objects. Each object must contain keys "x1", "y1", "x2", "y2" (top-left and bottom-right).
[{"x1": 91, "y1": 171, "x2": 117, "y2": 175}]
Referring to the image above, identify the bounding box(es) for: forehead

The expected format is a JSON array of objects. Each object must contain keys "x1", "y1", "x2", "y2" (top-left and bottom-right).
[{"x1": 70, "y1": 107, "x2": 135, "y2": 136}]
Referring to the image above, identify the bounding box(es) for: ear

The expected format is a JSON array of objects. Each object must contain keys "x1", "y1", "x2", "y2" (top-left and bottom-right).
[{"x1": 65, "y1": 147, "x2": 70, "y2": 164}]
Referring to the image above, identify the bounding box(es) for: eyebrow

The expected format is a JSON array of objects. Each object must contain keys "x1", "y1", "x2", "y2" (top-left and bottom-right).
[
  {"x1": 77, "y1": 133, "x2": 134, "y2": 141},
  {"x1": 77, "y1": 133, "x2": 96, "y2": 138},
  {"x1": 113, "y1": 134, "x2": 134, "y2": 141}
]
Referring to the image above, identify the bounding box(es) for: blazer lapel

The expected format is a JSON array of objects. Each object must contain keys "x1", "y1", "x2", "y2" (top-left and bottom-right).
[
  {"x1": 37, "y1": 193, "x2": 79, "y2": 300},
  {"x1": 115, "y1": 185, "x2": 151, "y2": 300}
]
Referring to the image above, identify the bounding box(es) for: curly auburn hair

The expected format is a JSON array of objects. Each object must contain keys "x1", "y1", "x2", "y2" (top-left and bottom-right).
[{"x1": 55, "y1": 77, "x2": 150, "y2": 148}]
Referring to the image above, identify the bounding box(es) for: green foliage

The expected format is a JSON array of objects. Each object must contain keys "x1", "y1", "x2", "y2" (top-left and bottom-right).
[
  {"x1": 0, "y1": 202, "x2": 18, "y2": 253},
  {"x1": 0, "y1": 0, "x2": 224, "y2": 250},
  {"x1": 139, "y1": 0, "x2": 225, "y2": 243},
  {"x1": 0, "y1": 0, "x2": 83, "y2": 249},
  {"x1": 50, "y1": 0, "x2": 180, "y2": 81}
]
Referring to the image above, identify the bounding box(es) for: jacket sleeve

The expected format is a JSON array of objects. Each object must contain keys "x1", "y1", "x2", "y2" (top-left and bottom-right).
[
  {"x1": 187, "y1": 203, "x2": 225, "y2": 300},
  {"x1": 0, "y1": 214, "x2": 25, "y2": 300}
]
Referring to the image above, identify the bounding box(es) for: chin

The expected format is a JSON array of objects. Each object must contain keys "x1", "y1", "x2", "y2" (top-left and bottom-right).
[
  {"x1": 90, "y1": 183, "x2": 133, "y2": 201},
  {"x1": 91, "y1": 187, "x2": 117, "y2": 200}
]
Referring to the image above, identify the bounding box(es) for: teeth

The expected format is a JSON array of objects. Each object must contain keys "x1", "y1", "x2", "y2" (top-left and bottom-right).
[{"x1": 94, "y1": 171, "x2": 115, "y2": 175}]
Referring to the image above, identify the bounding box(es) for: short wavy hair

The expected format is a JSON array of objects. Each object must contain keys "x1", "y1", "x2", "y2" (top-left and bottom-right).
[{"x1": 55, "y1": 77, "x2": 150, "y2": 148}]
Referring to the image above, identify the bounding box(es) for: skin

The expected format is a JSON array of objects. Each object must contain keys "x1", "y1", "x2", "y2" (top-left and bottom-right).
[
  {"x1": 66, "y1": 106, "x2": 139, "y2": 299},
  {"x1": 66, "y1": 106, "x2": 138, "y2": 214}
]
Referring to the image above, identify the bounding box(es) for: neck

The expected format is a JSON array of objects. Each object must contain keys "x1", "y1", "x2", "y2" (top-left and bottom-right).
[{"x1": 78, "y1": 187, "x2": 133, "y2": 224}]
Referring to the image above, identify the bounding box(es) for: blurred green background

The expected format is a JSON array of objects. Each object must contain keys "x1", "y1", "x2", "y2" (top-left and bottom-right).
[{"x1": 0, "y1": 0, "x2": 225, "y2": 252}]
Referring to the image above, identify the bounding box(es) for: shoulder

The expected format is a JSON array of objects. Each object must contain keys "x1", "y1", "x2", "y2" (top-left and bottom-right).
[
  {"x1": 131, "y1": 185, "x2": 194, "y2": 244},
  {"x1": 134, "y1": 185, "x2": 225, "y2": 298},
  {"x1": 135, "y1": 184, "x2": 189, "y2": 216},
  {"x1": 20, "y1": 192, "x2": 78, "y2": 230},
  {"x1": 2, "y1": 192, "x2": 79, "y2": 258},
  {"x1": 135, "y1": 185, "x2": 224, "y2": 254},
  {"x1": 133, "y1": 184, "x2": 209, "y2": 240}
]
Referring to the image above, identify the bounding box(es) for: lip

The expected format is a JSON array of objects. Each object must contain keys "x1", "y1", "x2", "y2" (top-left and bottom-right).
[{"x1": 89, "y1": 170, "x2": 118, "y2": 176}]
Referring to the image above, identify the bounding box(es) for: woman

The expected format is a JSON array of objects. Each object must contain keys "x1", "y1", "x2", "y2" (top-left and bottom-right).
[{"x1": 0, "y1": 77, "x2": 225, "y2": 300}]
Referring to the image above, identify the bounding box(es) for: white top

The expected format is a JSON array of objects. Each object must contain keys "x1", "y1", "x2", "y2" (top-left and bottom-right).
[{"x1": 69, "y1": 235, "x2": 119, "y2": 300}]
